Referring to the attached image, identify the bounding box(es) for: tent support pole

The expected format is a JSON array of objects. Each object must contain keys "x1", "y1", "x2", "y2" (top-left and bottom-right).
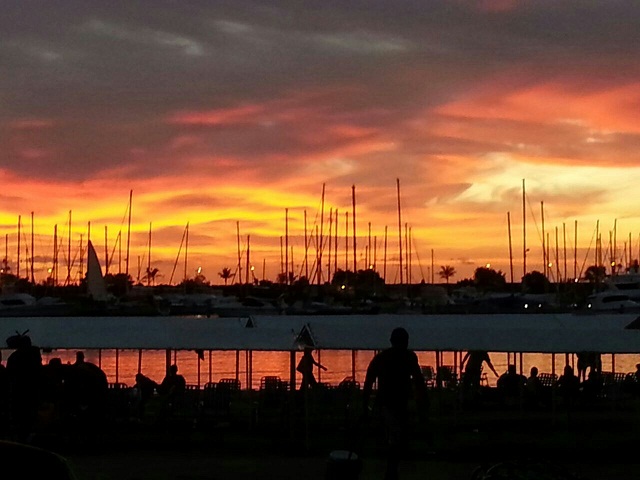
[{"x1": 235, "y1": 350, "x2": 240, "y2": 382}]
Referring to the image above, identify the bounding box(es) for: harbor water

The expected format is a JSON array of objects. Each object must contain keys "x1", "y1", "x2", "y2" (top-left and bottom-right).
[{"x1": 11, "y1": 348, "x2": 639, "y2": 390}]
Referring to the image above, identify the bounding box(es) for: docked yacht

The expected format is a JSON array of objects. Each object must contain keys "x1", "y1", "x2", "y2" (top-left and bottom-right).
[{"x1": 585, "y1": 291, "x2": 640, "y2": 312}]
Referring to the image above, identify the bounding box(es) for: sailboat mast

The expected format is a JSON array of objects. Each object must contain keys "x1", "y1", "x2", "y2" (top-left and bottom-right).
[
  {"x1": 148, "y1": 222, "x2": 152, "y2": 287},
  {"x1": 345, "y1": 212, "x2": 349, "y2": 271},
  {"x1": 574, "y1": 220, "x2": 578, "y2": 280},
  {"x1": 67, "y1": 210, "x2": 71, "y2": 285},
  {"x1": 328, "y1": 208, "x2": 333, "y2": 282},
  {"x1": 613, "y1": 218, "x2": 618, "y2": 273},
  {"x1": 383, "y1": 225, "x2": 388, "y2": 281},
  {"x1": 319, "y1": 183, "x2": 325, "y2": 284},
  {"x1": 507, "y1": 212, "x2": 514, "y2": 284},
  {"x1": 374, "y1": 235, "x2": 377, "y2": 272},
  {"x1": 522, "y1": 179, "x2": 527, "y2": 277},
  {"x1": 246, "y1": 235, "x2": 250, "y2": 284},
  {"x1": 236, "y1": 221, "x2": 241, "y2": 281},
  {"x1": 17, "y1": 215, "x2": 21, "y2": 278},
  {"x1": 563, "y1": 223, "x2": 567, "y2": 282},
  {"x1": 352, "y1": 185, "x2": 356, "y2": 272},
  {"x1": 280, "y1": 236, "x2": 284, "y2": 280},
  {"x1": 397, "y1": 178, "x2": 403, "y2": 285},
  {"x1": 118, "y1": 227, "x2": 122, "y2": 274},
  {"x1": 304, "y1": 210, "x2": 308, "y2": 280},
  {"x1": 79, "y1": 234, "x2": 84, "y2": 279},
  {"x1": 629, "y1": 232, "x2": 632, "y2": 271},
  {"x1": 315, "y1": 225, "x2": 320, "y2": 285},
  {"x1": 53, "y1": 224, "x2": 58, "y2": 286},
  {"x1": 125, "y1": 190, "x2": 132, "y2": 277},
  {"x1": 595, "y1": 220, "x2": 599, "y2": 267},
  {"x1": 285, "y1": 208, "x2": 289, "y2": 285},
  {"x1": 367, "y1": 222, "x2": 371, "y2": 269},
  {"x1": 334, "y1": 208, "x2": 338, "y2": 275},
  {"x1": 541, "y1": 202, "x2": 546, "y2": 278},
  {"x1": 546, "y1": 233, "x2": 551, "y2": 280},
  {"x1": 555, "y1": 226, "x2": 560, "y2": 283},
  {"x1": 408, "y1": 226, "x2": 412, "y2": 283},
  {"x1": 104, "y1": 226, "x2": 109, "y2": 275},
  {"x1": 168, "y1": 222, "x2": 187, "y2": 285},
  {"x1": 84, "y1": 221, "x2": 90, "y2": 279},
  {"x1": 31, "y1": 211, "x2": 35, "y2": 284},
  {"x1": 183, "y1": 222, "x2": 189, "y2": 282},
  {"x1": 404, "y1": 223, "x2": 409, "y2": 283},
  {"x1": 431, "y1": 248, "x2": 434, "y2": 283}
]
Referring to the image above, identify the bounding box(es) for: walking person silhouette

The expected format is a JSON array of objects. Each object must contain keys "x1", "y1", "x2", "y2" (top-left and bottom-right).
[
  {"x1": 362, "y1": 327, "x2": 426, "y2": 480},
  {"x1": 297, "y1": 346, "x2": 327, "y2": 390}
]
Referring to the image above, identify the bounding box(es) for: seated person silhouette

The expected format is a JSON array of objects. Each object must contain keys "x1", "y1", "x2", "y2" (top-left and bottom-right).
[
  {"x1": 157, "y1": 364, "x2": 187, "y2": 417},
  {"x1": 134, "y1": 373, "x2": 159, "y2": 417},
  {"x1": 556, "y1": 364, "x2": 580, "y2": 408},
  {"x1": 496, "y1": 364, "x2": 526, "y2": 407},
  {"x1": 159, "y1": 364, "x2": 186, "y2": 397},
  {"x1": 525, "y1": 366, "x2": 543, "y2": 408}
]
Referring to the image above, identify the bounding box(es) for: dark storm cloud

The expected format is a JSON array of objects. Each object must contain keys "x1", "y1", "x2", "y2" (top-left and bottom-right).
[{"x1": 2, "y1": 1, "x2": 640, "y2": 183}]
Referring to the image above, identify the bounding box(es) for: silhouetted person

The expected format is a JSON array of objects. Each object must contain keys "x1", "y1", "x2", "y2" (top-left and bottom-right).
[
  {"x1": 0, "y1": 351, "x2": 9, "y2": 433},
  {"x1": 65, "y1": 351, "x2": 108, "y2": 430},
  {"x1": 556, "y1": 364, "x2": 580, "y2": 409},
  {"x1": 525, "y1": 366, "x2": 543, "y2": 408},
  {"x1": 460, "y1": 350, "x2": 498, "y2": 405},
  {"x1": 297, "y1": 347, "x2": 327, "y2": 390},
  {"x1": 577, "y1": 352, "x2": 601, "y2": 382},
  {"x1": 42, "y1": 358, "x2": 65, "y2": 402},
  {"x1": 134, "y1": 373, "x2": 159, "y2": 418},
  {"x1": 6, "y1": 333, "x2": 43, "y2": 439},
  {"x1": 157, "y1": 364, "x2": 187, "y2": 420},
  {"x1": 497, "y1": 364, "x2": 526, "y2": 407},
  {"x1": 41, "y1": 358, "x2": 66, "y2": 428},
  {"x1": 623, "y1": 364, "x2": 640, "y2": 396},
  {"x1": 581, "y1": 369, "x2": 603, "y2": 403},
  {"x1": 363, "y1": 327, "x2": 426, "y2": 480},
  {"x1": 159, "y1": 364, "x2": 186, "y2": 401}
]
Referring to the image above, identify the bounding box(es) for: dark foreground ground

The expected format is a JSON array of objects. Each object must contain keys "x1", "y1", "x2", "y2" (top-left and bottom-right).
[
  {"x1": 7, "y1": 386, "x2": 640, "y2": 480},
  {"x1": 25, "y1": 406, "x2": 640, "y2": 480}
]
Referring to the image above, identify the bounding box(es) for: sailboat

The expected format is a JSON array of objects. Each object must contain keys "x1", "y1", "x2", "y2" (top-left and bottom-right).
[
  {"x1": 84, "y1": 240, "x2": 170, "y2": 316},
  {"x1": 86, "y1": 239, "x2": 110, "y2": 302}
]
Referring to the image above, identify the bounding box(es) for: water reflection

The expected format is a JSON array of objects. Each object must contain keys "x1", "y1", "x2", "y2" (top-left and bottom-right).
[{"x1": 13, "y1": 349, "x2": 637, "y2": 390}]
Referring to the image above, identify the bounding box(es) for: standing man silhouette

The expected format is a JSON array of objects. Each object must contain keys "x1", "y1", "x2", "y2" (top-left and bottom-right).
[{"x1": 363, "y1": 327, "x2": 426, "y2": 480}]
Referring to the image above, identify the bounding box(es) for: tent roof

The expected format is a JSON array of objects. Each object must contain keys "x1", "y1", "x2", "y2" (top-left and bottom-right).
[{"x1": 2, "y1": 312, "x2": 640, "y2": 353}]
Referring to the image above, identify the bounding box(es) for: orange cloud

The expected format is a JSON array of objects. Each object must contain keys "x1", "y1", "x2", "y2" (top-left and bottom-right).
[
  {"x1": 9, "y1": 119, "x2": 55, "y2": 129},
  {"x1": 169, "y1": 104, "x2": 264, "y2": 126},
  {"x1": 436, "y1": 80, "x2": 640, "y2": 135}
]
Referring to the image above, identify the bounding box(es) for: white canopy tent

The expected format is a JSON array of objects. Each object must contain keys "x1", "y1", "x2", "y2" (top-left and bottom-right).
[
  {"x1": 1, "y1": 312, "x2": 640, "y2": 354},
  {"x1": 3, "y1": 313, "x2": 640, "y2": 388}
]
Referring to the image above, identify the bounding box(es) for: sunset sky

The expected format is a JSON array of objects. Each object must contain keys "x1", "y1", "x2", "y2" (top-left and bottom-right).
[{"x1": 2, "y1": 1, "x2": 640, "y2": 286}]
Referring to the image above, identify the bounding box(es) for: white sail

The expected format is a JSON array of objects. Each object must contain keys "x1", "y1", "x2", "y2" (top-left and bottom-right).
[{"x1": 87, "y1": 240, "x2": 109, "y2": 302}]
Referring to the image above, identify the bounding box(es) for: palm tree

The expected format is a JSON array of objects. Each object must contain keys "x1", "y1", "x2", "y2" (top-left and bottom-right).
[
  {"x1": 145, "y1": 267, "x2": 159, "y2": 286},
  {"x1": 218, "y1": 267, "x2": 234, "y2": 285},
  {"x1": 439, "y1": 265, "x2": 456, "y2": 284},
  {"x1": 584, "y1": 265, "x2": 606, "y2": 284}
]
